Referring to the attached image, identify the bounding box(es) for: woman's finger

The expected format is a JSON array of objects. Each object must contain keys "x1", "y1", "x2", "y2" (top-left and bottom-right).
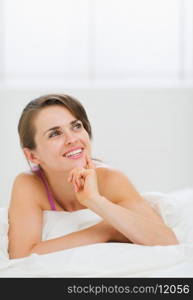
[
  {"x1": 79, "y1": 169, "x2": 87, "y2": 189},
  {"x1": 71, "y1": 171, "x2": 79, "y2": 192},
  {"x1": 73, "y1": 181, "x2": 78, "y2": 193},
  {"x1": 73, "y1": 169, "x2": 85, "y2": 191},
  {"x1": 85, "y1": 154, "x2": 89, "y2": 169},
  {"x1": 69, "y1": 167, "x2": 88, "y2": 192},
  {"x1": 75, "y1": 176, "x2": 80, "y2": 190},
  {"x1": 80, "y1": 177, "x2": 84, "y2": 189},
  {"x1": 68, "y1": 167, "x2": 81, "y2": 183},
  {"x1": 68, "y1": 168, "x2": 76, "y2": 183},
  {"x1": 67, "y1": 173, "x2": 72, "y2": 183},
  {"x1": 85, "y1": 154, "x2": 95, "y2": 169}
]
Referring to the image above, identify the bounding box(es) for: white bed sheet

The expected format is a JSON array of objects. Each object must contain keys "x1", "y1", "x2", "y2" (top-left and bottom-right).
[{"x1": 0, "y1": 189, "x2": 193, "y2": 277}]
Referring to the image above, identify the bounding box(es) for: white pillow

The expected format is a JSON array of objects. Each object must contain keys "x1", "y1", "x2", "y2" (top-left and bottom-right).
[
  {"x1": 0, "y1": 207, "x2": 9, "y2": 259},
  {"x1": 0, "y1": 188, "x2": 192, "y2": 259},
  {"x1": 142, "y1": 188, "x2": 193, "y2": 243}
]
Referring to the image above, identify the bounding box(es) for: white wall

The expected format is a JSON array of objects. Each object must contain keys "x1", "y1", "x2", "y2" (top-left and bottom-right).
[
  {"x1": 0, "y1": 88, "x2": 192, "y2": 206},
  {"x1": 2, "y1": 0, "x2": 193, "y2": 88},
  {"x1": 0, "y1": 0, "x2": 192, "y2": 206}
]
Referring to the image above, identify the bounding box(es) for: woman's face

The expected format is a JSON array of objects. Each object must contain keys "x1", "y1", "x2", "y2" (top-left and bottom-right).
[{"x1": 29, "y1": 105, "x2": 91, "y2": 172}]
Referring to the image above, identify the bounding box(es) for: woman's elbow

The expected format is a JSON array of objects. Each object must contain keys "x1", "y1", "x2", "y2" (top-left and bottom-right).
[
  {"x1": 8, "y1": 249, "x2": 31, "y2": 259},
  {"x1": 8, "y1": 243, "x2": 38, "y2": 259},
  {"x1": 151, "y1": 227, "x2": 179, "y2": 246}
]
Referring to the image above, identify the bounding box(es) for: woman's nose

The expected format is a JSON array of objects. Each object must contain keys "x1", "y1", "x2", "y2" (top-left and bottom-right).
[{"x1": 64, "y1": 131, "x2": 78, "y2": 145}]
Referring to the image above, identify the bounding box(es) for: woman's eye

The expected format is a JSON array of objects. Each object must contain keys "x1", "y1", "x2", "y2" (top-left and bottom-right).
[
  {"x1": 48, "y1": 122, "x2": 82, "y2": 138},
  {"x1": 48, "y1": 130, "x2": 61, "y2": 138},
  {"x1": 74, "y1": 122, "x2": 82, "y2": 129}
]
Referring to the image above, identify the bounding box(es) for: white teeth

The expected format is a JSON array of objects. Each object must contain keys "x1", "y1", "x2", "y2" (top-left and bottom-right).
[{"x1": 65, "y1": 149, "x2": 82, "y2": 157}]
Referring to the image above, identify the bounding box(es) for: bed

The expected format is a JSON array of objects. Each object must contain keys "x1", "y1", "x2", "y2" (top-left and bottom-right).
[{"x1": 0, "y1": 188, "x2": 193, "y2": 277}]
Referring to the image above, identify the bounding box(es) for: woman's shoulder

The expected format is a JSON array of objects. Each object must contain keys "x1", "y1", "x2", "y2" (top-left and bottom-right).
[
  {"x1": 95, "y1": 162, "x2": 128, "y2": 198},
  {"x1": 94, "y1": 159, "x2": 117, "y2": 175},
  {"x1": 13, "y1": 170, "x2": 41, "y2": 186},
  {"x1": 11, "y1": 171, "x2": 44, "y2": 198},
  {"x1": 94, "y1": 160, "x2": 126, "y2": 178},
  {"x1": 10, "y1": 171, "x2": 48, "y2": 209}
]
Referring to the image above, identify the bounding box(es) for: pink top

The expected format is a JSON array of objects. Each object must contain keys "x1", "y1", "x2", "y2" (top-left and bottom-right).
[
  {"x1": 32, "y1": 166, "x2": 56, "y2": 211},
  {"x1": 32, "y1": 160, "x2": 109, "y2": 211}
]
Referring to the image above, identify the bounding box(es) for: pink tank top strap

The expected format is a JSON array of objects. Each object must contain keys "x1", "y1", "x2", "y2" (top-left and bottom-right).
[
  {"x1": 31, "y1": 160, "x2": 108, "y2": 211},
  {"x1": 32, "y1": 166, "x2": 56, "y2": 211}
]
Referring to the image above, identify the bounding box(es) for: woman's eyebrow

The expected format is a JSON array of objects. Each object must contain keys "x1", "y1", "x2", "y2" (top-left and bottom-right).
[{"x1": 43, "y1": 120, "x2": 78, "y2": 136}]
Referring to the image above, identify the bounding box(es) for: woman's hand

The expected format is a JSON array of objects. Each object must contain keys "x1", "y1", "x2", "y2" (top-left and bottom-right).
[{"x1": 68, "y1": 155, "x2": 101, "y2": 206}]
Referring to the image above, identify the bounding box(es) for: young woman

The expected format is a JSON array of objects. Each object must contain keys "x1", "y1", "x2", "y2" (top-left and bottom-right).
[{"x1": 8, "y1": 94, "x2": 178, "y2": 259}]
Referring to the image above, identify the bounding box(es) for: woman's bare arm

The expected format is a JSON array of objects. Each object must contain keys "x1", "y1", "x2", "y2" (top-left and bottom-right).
[
  {"x1": 30, "y1": 221, "x2": 128, "y2": 255},
  {"x1": 85, "y1": 169, "x2": 179, "y2": 246},
  {"x1": 8, "y1": 173, "x2": 128, "y2": 259}
]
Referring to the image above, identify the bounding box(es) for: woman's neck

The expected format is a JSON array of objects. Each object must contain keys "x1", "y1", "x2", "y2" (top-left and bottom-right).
[{"x1": 40, "y1": 166, "x2": 84, "y2": 211}]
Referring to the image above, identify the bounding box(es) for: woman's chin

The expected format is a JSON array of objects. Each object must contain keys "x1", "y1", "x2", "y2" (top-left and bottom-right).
[{"x1": 68, "y1": 157, "x2": 86, "y2": 169}]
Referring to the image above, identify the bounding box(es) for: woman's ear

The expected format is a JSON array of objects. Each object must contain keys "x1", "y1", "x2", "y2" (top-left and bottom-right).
[{"x1": 23, "y1": 148, "x2": 42, "y2": 165}]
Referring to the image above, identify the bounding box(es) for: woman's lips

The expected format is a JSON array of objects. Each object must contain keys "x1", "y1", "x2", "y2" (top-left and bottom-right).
[{"x1": 65, "y1": 149, "x2": 84, "y2": 160}]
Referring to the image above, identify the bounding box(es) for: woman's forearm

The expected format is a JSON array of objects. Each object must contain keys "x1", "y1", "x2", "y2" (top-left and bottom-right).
[
  {"x1": 85, "y1": 196, "x2": 179, "y2": 246},
  {"x1": 30, "y1": 220, "x2": 124, "y2": 256}
]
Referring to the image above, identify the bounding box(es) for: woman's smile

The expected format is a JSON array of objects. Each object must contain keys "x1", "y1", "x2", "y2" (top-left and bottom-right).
[{"x1": 63, "y1": 147, "x2": 84, "y2": 160}]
